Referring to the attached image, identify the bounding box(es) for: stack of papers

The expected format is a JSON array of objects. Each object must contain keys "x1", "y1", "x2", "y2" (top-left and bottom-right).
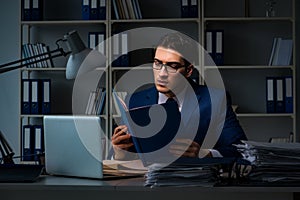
[
  {"x1": 103, "y1": 159, "x2": 147, "y2": 177},
  {"x1": 235, "y1": 140, "x2": 300, "y2": 184},
  {"x1": 144, "y1": 158, "x2": 234, "y2": 187}
]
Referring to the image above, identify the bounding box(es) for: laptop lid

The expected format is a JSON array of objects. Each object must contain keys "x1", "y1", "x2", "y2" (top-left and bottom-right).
[{"x1": 43, "y1": 115, "x2": 104, "y2": 179}]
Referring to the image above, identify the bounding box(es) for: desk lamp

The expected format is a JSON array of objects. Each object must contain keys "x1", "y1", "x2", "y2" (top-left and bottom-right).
[{"x1": 0, "y1": 30, "x2": 105, "y2": 163}]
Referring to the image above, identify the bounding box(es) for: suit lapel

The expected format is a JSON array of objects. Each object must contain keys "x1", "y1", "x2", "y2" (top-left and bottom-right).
[{"x1": 181, "y1": 86, "x2": 202, "y2": 126}]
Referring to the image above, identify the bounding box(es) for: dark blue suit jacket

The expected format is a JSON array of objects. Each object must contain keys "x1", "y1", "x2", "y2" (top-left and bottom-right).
[{"x1": 126, "y1": 78, "x2": 247, "y2": 158}]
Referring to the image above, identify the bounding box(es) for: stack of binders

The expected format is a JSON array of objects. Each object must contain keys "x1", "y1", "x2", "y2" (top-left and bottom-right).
[
  {"x1": 82, "y1": 0, "x2": 106, "y2": 20},
  {"x1": 180, "y1": 0, "x2": 198, "y2": 18},
  {"x1": 266, "y1": 76, "x2": 293, "y2": 113},
  {"x1": 112, "y1": 32, "x2": 130, "y2": 67},
  {"x1": 21, "y1": 0, "x2": 43, "y2": 21},
  {"x1": 22, "y1": 124, "x2": 44, "y2": 162},
  {"x1": 205, "y1": 30, "x2": 224, "y2": 66},
  {"x1": 21, "y1": 79, "x2": 51, "y2": 115}
]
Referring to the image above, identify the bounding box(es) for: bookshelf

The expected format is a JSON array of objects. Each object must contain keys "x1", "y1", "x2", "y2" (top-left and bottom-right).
[
  {"x1": 18, "y1": 0, "x2": 296, "y2": 162},
  {"x1": 202, "y1": 0, "x2": 296, "y2": 142}
]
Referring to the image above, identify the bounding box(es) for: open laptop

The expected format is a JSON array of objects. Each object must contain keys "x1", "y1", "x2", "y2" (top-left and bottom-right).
[{"x1": 43, "y1": 115, "x2": 105, "y2": 179}]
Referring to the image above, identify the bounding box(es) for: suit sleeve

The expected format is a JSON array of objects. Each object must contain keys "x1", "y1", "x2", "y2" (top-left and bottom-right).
[{"x1": 213, "y1": 93, "x2": 247, "y2": 157}]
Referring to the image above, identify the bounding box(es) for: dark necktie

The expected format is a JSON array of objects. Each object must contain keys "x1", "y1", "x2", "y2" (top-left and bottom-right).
[{"x1": 166, "y1": 98, "x2": 179, "y2": 111}]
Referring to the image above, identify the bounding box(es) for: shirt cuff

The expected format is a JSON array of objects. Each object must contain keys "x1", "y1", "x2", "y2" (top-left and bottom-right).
[{"x1": 209, "y1": 149, "x2": 223, "y2": 157}]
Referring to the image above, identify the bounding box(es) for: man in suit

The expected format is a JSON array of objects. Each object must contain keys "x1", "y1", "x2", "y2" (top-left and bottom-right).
[{"x1": 112, "y1": 32, "x2": 247, "y2": 160}]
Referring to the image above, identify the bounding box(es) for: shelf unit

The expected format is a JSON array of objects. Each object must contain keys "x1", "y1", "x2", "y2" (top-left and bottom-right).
[
  {"x1": 18, "y1": 0, "x2": 296, "y2": 162},
  {"x1": 202, "y1": 0, "x2": 296, "y2": 142}
]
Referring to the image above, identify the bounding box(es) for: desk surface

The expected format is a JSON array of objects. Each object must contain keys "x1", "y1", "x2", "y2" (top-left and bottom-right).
[
  {"x1": 1, "y1": 175, "x2": 300, "y2": 192},
  {"x1": 1, "y1": 176, "x2": 300, "y2": 200}
]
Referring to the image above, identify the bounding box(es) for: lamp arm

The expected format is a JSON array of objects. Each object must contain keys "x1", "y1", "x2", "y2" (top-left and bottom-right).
[
  {"x1": 0, "y1": 48, "x2": 71, "y2": 74},
  {"x1": 0, "y1": 131, "x2": 14, "y2": 164}
]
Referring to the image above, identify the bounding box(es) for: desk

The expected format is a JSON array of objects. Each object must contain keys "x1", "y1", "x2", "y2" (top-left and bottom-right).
[{"x1": 1, "y1": 175, "x2": 300, "y2": 200}]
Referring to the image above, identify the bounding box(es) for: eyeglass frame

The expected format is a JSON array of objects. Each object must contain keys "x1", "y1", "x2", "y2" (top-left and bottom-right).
[{"x1": 152, "y1": 58, "x2": 190, "y2": 73}]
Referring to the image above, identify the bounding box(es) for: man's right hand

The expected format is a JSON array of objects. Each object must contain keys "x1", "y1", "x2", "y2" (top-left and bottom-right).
[{"x1": 111, "y1": 125, "x2": 134, "y2": 160}]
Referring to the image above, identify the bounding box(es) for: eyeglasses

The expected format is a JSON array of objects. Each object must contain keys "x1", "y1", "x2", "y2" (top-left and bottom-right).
[{"x1": 153, "y1": 59, "x2": 186, "y2": 73}]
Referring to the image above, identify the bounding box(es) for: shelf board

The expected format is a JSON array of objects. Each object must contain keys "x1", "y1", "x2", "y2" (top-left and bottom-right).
[
  {"x1": 20, "y1": 114, "x2": 44, "y2": 118},
  {"x1": 111, "y1": 18, "x2": 200, "y2": 24},
  {"x1": 204, "y1": 17, "x2": 294, "y2": 22},
  {"x1": 21, "y1": 18, "x2": 200, "y2": 25},
  {"x1": 20, "y1": 114, "x2": 107, "y2": 118},
  {"x1": 21, "y1": 67, "x2": 66, "y2": 71},
  {"x1": 237, "y1": 113, "x2": 294, "y2": 118},
  {"x1": 204, "y1": 65, "x2": 294, "y2": 70},
  {"x1": 21, "y1": 20, "x2": 107, "y2": 25},
  {"x1": 112, "y1": 66, "x2": 152, "y2": 71}
]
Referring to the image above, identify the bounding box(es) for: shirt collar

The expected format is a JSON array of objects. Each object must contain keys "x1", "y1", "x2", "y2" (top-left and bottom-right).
[{"x1": 158, "y1": 85, "x2": 187, "y2": 112}]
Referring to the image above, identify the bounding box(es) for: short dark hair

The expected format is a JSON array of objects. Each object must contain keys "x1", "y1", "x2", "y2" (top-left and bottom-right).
[{"x1": 155, "y1": 32, "x2": 198, "y2": 66}]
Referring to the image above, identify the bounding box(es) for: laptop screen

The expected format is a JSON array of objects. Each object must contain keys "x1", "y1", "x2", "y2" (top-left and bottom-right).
[{"x1": 43, "y1": 115, "x2": 104, "y2": 179}]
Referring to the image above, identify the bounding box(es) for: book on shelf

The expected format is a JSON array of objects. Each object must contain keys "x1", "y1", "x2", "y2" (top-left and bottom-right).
[
  {"x1": 85, "y1": 87, "x2": 106, "y2": 115},
  {"x1": 268, "y1": 37, "x2": 293, "y2": 66},
  {"x1": 22, "y1": 43, "x2": 54, "y2": 68},
  {"x1": 112, "y1": 0, "x2": 142, "y2": 20}
]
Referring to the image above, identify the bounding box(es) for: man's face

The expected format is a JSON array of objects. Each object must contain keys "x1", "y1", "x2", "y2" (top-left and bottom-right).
[{"x1": 153, "y1": 47, "x2": 193, "y2": 97}]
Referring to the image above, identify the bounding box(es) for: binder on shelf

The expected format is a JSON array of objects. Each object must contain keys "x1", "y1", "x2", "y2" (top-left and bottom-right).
[
  {"x1": 205, "y1": 30, "x2": 213, "y2": 65},
  {"x1": 89, "y1": 32, "x2": 105, "y2": 54},
  {"x1": 205, "y1": 30, "x2": 224, "y2": 66},
  {"x1": 266, "y1": 77, "x2": 275, "y2": 113},
  {"x1": 189, "y1": 0, "x2": 198, "y2": 18},
  {"x1": 284, "y1": 76, "x2": 293, "y2": 113},
  {"x1": 41, "y1": 79, "x2": 51, "y2": 114},
  {"x1": 214, "y1": 30, "x2": 224, "y2": 66},
  {"x1": 82, "y1": 0, "x2": 90, "y2": 20},
  {"x1": 22, "y1": 0, "x2": 31, "y2": 21},
  {"x1": 33, "y1": 125, "x2": 44, "y2": 161},
  {"x1": 275, "y1": 77, "x2": 285, "y2": 113},
  {"x1": 181, "y1": 0, "x2": 189, "y2": 18},
  {"x1": 90, "y1": 0, "x2": 99, "y2": 20},
  {"x1": 120, "y1": 33, "x2": 129, "y2": 67},
  {"x1": 21, "y1": 79, "x2": 31, "y2": 114},
  {"x1": 31, "y1": 0, "x2": 43, "y2": 21},
  {"x1": 97, "y1": 32, "x2": 105, "y2": 54},
  {"x1": 89, "y1": 0, "x2": 99, "y2": 20},
  {"x1": 98, "y1": 0, "x2": 106, "y2": 20},
  {"x1": 22, "y1": 125, "x2": 34, "y2": 161},
  {"x1": 112, "y1": 33, "x2": 120, "y2": 66},
  {"x1": 30, "y1": 79, "x2": 40, "y2": 114},
  {"x1": 88, "y1": 32, "x2": 97, "y2": 50}
]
